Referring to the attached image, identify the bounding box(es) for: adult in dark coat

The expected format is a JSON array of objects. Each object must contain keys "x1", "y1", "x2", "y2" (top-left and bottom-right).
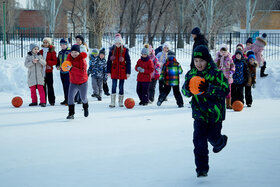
[{"x1": 190, "y1": 27, "x2": 208, "y2": 69}]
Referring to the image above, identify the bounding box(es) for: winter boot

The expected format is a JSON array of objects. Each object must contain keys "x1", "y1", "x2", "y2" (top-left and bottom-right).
[
  {"x1": 83, "y1": 103, "x2": 89, "y2": 117},
  {"x1": 197, "y1": 171, "x2": 208, "y2": 178},
  {"x1": 260, "y1": 66, "x2": 268, "y2": 77},
  {"x1": 66, "y1": 104, "x2": 75, "y2": 119},
  {"x1": 119, "y1": 95, "x2": 124, "y2": 107},
  {"x1": 226, "y1": 98, "x2": 232, "y2": 109},
  {"x1": 109, "y1": 94, "x2": 116, "y2": 108},
  {"x1": 213, "y1": 135, "x2": 228, "y2": 153},
  {"x1": 29, "y1": 102, "x2": 37, "y2": 106}
]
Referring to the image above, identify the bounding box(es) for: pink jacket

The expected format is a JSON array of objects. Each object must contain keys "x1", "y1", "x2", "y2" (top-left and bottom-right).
[{"x1": 214, "y1": 52, "x2": 235, "y2": 84}]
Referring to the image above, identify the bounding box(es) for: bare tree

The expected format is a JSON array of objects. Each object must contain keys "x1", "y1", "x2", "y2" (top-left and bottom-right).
[
  {"x1": 117, "y1": 0, "x2": 129, "y2": 33},
  {"x1": 246, "y1": 0, "x2": 258, "y2": 33}
]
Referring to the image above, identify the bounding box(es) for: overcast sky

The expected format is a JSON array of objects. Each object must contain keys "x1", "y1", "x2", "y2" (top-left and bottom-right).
[{"x1": 16, "y1": 0, "x2": 27, "y2": 8}]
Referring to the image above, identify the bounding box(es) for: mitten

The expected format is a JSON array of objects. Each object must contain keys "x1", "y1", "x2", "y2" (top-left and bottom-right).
[
  {"x1": 137, "y1": 67, "x2": 144, "y2": 73},
  {"x1": 198, "y1": 81, "x2": 209, "y2": 92}
]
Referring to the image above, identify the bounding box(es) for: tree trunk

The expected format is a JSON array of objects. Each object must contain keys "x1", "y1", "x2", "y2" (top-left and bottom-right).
[
  {"x1": 161, "y1": 31, "x2": 166, "y2": 44},
  {"x1": 89, "y1": 31, "x2": 102, "y2": 49}
]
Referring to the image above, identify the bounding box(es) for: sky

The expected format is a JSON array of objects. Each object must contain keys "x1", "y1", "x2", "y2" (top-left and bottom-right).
[{"x1": 16, "y1": 0, "x2": 27, "y2": 8}]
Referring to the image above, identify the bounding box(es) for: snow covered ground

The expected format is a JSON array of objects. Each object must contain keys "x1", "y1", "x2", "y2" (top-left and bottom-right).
[{"x1": 0, "y1": 57, "x2": 280, "y2": 187}]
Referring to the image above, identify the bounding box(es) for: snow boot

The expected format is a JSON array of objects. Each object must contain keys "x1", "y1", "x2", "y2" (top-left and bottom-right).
[
  {"x1": 226, "y1": 98, "x2": 232, "y2": 109},
  {"x1": 39, "y1": 103, "x2": 46, "y2": 107},
  {"x1": 213, "y1": 135, "x2": 228, "y2": 153},
  {"x1": 119, "y1": 95, "x2": 124, "y2": 107},
  {"x1": 29, "y1": 102, "x2": 37, "y2": 106},
  {"x1": 67, "y1": 104, "x2": 75, "y2": 119},
  {"x1": 109, "y1": 94, "x2": 116, "y2": 108},
  {"x1": 197, "y1": 171, "x2": 208, "y2": 178},
  {"x1": 260, "y1": 61, "x2": 268, "y2": 77},
  {"x1": 83, "y1": 103, "x2": 89, "y2": 117}
]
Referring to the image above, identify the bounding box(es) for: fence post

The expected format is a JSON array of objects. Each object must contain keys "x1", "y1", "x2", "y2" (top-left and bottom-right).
[
  {"x1": 174, "y1": 33, "x2": 177, "y2": 55},
  {"x1": 229, "y1": 33, "x2": 232, "y2": 53},
  {"x1": 21, "y1": 33, "x2": 23, "y2": 58},
  {"x1": 3, "y1": 2, "x2": 7, "y2": 60}
]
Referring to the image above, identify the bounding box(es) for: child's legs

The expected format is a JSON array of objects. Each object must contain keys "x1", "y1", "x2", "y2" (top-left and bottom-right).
[
  {"x1": 158, "y1": 84, "x2": 171, "y2": 102},
  {"x1": 37, "y1": 85, "x2": 46, "y2": 104},
  {"x1": 111, "y1": 79, "x2": 117, "y2": 94},
  {"x1": 148, "y1": 79, "x2": 157, "y2": 101},
  {"x1": 97, "y1": 78, "x2": 103, "y2": 96},
  {"x1": 136, "y1": 82, "x2": 142, "y2": 101},
  {"x1": 61, "y1": 73, "x2": 70, "y2": 101},
  {"x1": 68, "y1": 83, "x2": 79, "y2": 105},
  {"x1": 231, "y1": 83, "x2": 237, "y2": 104},
  {"x1": 141, "y1": 82, "x2": 150, "y2": 103},
  {"x1": 78, "y1": 82, "x2": 88, "y2": 104},
  {"x1": 103, "y1": 80, "x2": 109, "y2": 94},
  {"x1": 159, "y1": 80, "x2": 165, "y2": 95},
  {"x1": 118, "y1": 79, "x2": 125, "y2": 95},
  {"x1": 245, "y1": 86, "x2": 252, "y2": 105},
  {"x1": 30, "y1": 85, "x2": 37, "y2": 103},
  {"x1": 226, "y1": 84, "x2": 231, "y2": 99},
  {"x1": 207, "y1": 121, "x2": 223, "y2": 147},
  {"x1": 45, "y1": 72, "x2": 55, "y2": 104},
  {"x1": 91, "y1": 77, "x2": 99, "y2": 95},
  {"x1": 172, "y1": 85, "x2": 184, "y2": 105},
  {"x1": 237, "y1": 85, "x2": 244, "y2": 104},
  {"x1": 193, "y1": 120, "x2": 209, "y2": 173}
]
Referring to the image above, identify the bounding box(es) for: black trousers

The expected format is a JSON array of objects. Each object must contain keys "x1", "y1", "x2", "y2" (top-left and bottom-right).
[
  {"x1": 103, "y1": 80, "x2": 110, "y2": 94},
  {"x1": 148, "y1": 78, "x2": 157, "y2": 102},
  {"x1": 193, "y1": 120, "x2": 223, "y2": 173},
  {"x1": 245, "y1": 86, "x2": 253, "y2": 105},
  {"x1": 231, "y1": 83, "x2": 244, "y2": 104},
  {"x1": 158, "y1": 80, "x2": 165, "y2": 96},
  {"x1": 44, "y1": 72, "x2": 56, "y2": 104},
  {"x1": 60, "y1": 72, "x2": 70, "y2": 102},
  {"x1": 158, "y1": 85, "x2": 184, "y2": 106}
]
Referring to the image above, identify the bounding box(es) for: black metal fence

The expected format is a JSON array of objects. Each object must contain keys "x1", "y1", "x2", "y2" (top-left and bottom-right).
[{"x1": 0, "y1": 32, "x2": 280, "y2": 61}]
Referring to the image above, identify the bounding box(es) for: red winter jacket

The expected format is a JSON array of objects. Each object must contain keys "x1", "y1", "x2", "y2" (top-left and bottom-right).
[
  {"x1": 135, "y1": 57, "x2": 154, "y2": 82},
  {"x1": 107, "y1": 45, "x2": 131, "y2": 80},
  {"x1": 39, "y1": 45, "x2": 57, "y2": 73},
  {"x1": 67, "y1": 52, "x2": 88, "y2": 85}
]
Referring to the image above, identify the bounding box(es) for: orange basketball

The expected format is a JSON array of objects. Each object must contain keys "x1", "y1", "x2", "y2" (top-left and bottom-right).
[
  {"x1": 61, "y1": 61, "x2": 72, "y2": 72},
  {"x1": 12, "y1": 96, "x2": 23, "y2": 108},
  {"x1": 124, "y1": 98, "x2": 135, "y2": 109},
  {"x1": 232, "y1": 100, "x2": 244, "y2": 111},
  {"x1": 189, "y1": 76, "x2": 205, "y2": 95}
]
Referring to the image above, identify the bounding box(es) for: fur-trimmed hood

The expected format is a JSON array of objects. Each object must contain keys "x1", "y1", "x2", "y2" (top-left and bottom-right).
[{"x1": 41, "y1": 45, "x2": 55, "y2": 52}]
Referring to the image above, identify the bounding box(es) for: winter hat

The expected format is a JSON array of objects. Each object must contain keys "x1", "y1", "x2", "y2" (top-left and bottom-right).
[
  {"x1": 43, "y1": 37, "x2": 52, "y2": 45},
  {"x1": 246, "y1": 37, "x2": 253, "y2": 44},
  {"x1": 71, "y1": 44, "x2": 80, "y2": 53},
  {"x1": 248, "y1": 54, "x2": 256, "y2": 61},
  {"x1": 236, "y1": 43, "x2": 244, "y2": 51},
  {"x1": 148, "y1": 45, "x2": 155, "y2": 56},
  {"x1": 167, "y1": 51, "x2": 176, "y2": 61},
  {"x1": 256, "y1": 33, "x2": 267, "y2": 46},
  {"x1": 99, "y1": 48, "x2": 105, "y2": 55},
  {"x1": 60, "y1": 38, "x2": 67, "y2": 45},
  {"x1": 235, "y1": 49, "x2": 243, "y2": 56},
  {"x1": 141, "y1": 44, "x2": 149, "y2": 55},
  {"x1": 114, "y1": 33, "x2": 123, "y2": 44},
  {"x1": 162, "y1": 42, "x2": 170, "y2": 49},
  {"x1": 193, "y1": 45, "x2": 211, "y2": 62},
  {"x1": 246, "y1": 50, "x2": 254, "y2": 57},
  {"x1": 75, "y1": 35, "x2": 85, "y2": 43},
  {"x1": 191, "y1": 27, "x2": 201, "y2": 35},
  {"x1": 91, "y1": 48, "x2": 99, "y2": 56},
  {"x1": 30, "y1": 43, "x2": 39, "y2": 51},
  {"x1": 219, "y1": 44, "x2": 228, "y2": 51}
]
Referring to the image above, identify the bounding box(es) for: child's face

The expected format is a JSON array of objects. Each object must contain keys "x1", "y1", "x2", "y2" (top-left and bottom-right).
[
  {"x1": 236, "y1": 53, "x2": 242, "y2": 60},
  {"x1": 99, "y1": 54, "x2": 105, "y2": 59},
  {"x1": 76, "y1": 38, "x2": 82, "y2": 45},
  {"x1": 142, "y1": 54, "x2": 148, "y2": 58},
  {"x1": 115, "y1": 42, "x2": 121, "y2": 48},
  {"x1": 71, "y1": 51, "x2": 80, "y2": 58},
  {"x1": 191, "y1": 34, "x2": 196, "y2": 39},
  {"x1": 220, "y1": 49, "x2": 228, "y2": 56},
  {"x1": 249, "y1": 58, "x2": 255, "y2": 64},
  {"x1": 32, "y1": 47, "x2": 39, "y2": 54},
  {"x1": 194, "y1": 58, "x2": 207, "y2": 71},
  {"x1": 246, "y1": 43, "x2": 252, "y2": 47},
  {"x1": 93, "y1": 54, "x2": 98, "y2": 57},
  {"x1": 60, "y1": 44, "x2": 67, "y2": 50},
  {"x1": 163, "y1": 46, "x2": 169, "y2": 53},
  {"x1": 43, "y1": 41, "x2": 50, "y2": 48}
]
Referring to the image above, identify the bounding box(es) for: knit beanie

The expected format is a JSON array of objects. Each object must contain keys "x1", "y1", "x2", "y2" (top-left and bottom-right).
[
  {"x1": 248, "y1": 54, "x2": 256, "y2": 61},
  {"x1": 246, "y1": 50, "x2": 254, "y2": 57},
  {"x1": 114, "y1": 33, "x2": 123, "y2": 44},
  {"x1": 30, "y1": 43, "x2": 39, "y2": 51},
  {"x1": 219, "y1": 44, "x2": 228, "y2": 51},
  {"x1": 236, "y1": 43, "x2": 244, "y2": 51},
  {"x1": 191, "y1": 27, "x2": 201, "y2": 35},
  {"x1": 246, "y1": 37, "x2": 253, "y2": 44},
  {"x1": 162, "y1": 42, "x2": 170, "y2": 49},
  {"x1": 193, "y1": 45, "x2": 211, "y2": 62},
  {"x1": 75, "y1": 35, "x2": 85, "y2": 43},
  {"x1": 60, "y1": 38, "x2": 68, "y2": 45},
  {"x1": 235, "y1": 49, "x2": 243, "y2": 57},
  {"x1": 71, "y1": 45, "x2": 80, "y2": 53},
  {"x1": 141, "y1": 44, "x2": 149, "y2": 55},
  {"x1": 99, "y1": 48, "x2": 105, "y2": 55},
  {"x1": 91, "y1": 48, "x2": 99, "y2": 56},
  {"x1": 43, "y1": 37, "x2": 52, "y2": 45}
]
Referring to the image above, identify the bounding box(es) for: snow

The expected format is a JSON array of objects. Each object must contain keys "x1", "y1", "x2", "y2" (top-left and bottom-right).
[{"x1": 0, "y1": 56, "x2": 280, "y2": 187}]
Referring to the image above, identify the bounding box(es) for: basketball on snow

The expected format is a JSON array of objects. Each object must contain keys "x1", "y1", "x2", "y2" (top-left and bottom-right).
[
  {"x1": 124, "y1": 98, "x2": 135, "y2": 109},
  {"x1": 61, "y1": 61, "x2": 72, "y2": 72},
  {"x1": 189, "y1": 76, "x2": 205, "y2": 95},
  {"x1": 12, "y1": 96, "x2": 23, "y2": 108},
  {"x1": 232, "y1": 100, "x2": 244, "y2": 111}
]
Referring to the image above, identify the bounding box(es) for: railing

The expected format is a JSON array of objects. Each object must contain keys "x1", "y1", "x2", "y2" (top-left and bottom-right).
[{"x1": 0, "y1": 32, "x2": 279, "y2": 61}]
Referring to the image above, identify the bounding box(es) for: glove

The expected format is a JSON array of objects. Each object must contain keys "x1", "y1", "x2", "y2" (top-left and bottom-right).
[
  {"x1": 137, "y1": 67, "x2": 144, "y2": 73},
  {"x1": 198, "y1": 81, "x2": 209, "y2": 93}
]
